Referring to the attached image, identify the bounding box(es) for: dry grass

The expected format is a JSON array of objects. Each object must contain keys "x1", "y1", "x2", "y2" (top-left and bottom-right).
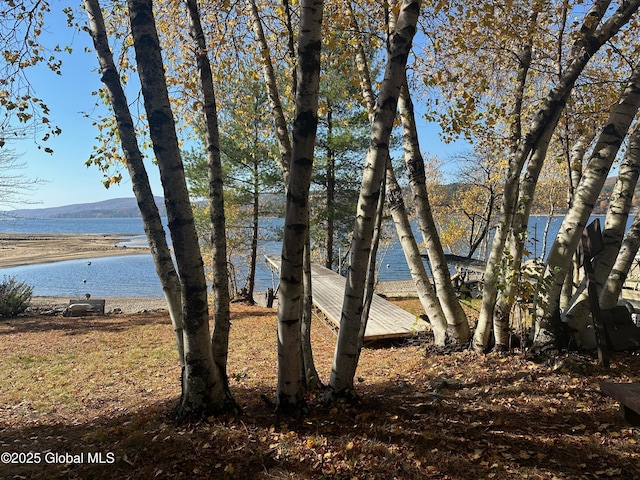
[{"x1": 0, "y1": 300, "x2": 639, "y2": 479}]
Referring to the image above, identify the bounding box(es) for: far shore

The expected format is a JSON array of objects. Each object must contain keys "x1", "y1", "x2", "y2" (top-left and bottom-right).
[{"x1": 0, "y1": 232, "x2": 150, "y2": 269}]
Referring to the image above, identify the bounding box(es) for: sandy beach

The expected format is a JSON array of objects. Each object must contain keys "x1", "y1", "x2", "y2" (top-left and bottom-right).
[
  {"x1": 28, "y1": 295, "x2": 167, "y2": 313},
  {"x1": 0, "y1": 232, "x2": 150, "y2": 268},
  {"x1": 0, "y1": 231, "x2": 416, "y2": 311}
]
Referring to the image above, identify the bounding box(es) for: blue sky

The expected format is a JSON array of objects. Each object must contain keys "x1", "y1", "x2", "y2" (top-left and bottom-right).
[
  {"x1": 5, "y1": 6, "x2": 163, "y2": 210},
  {"x1": 6, "y1": 6, "x2": 469, "y2": 210}
]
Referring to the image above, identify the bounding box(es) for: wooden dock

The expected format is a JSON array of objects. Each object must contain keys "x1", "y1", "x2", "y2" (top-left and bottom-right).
[{"x1": 265, "y1": 255, "x2": 428, "y2": 341}]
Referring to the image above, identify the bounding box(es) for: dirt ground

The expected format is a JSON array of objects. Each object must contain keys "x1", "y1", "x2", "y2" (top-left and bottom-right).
[{"x1": 0, "y1": 300, "x2": 639, "y2": 479}]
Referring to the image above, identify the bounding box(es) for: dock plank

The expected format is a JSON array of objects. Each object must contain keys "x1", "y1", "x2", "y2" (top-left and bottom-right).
[
  {"x1": 600, "y1": 382, "x2": 640, "y2": 426},
  {"x1": 265, "y1": 255, "x2": 428, "y2": 341}
]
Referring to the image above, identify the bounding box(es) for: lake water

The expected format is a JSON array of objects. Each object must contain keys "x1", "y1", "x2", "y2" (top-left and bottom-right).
[{"x1": 0, "y1": 214, "x2": 632, "y2": 298}]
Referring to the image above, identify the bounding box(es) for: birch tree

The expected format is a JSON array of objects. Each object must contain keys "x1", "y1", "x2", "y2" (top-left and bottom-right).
[
  {"x1": 248, "y1": 0, "x2": 292, "y2": 184},
  {"x1": 248, "y1": 0, "x2": 323, "y2": 393},
  {"x1": 346, "y1": 1, "x2": 450, "y2": 346},
  {"x1": 386, "y1": 164, "x2": 449, "y2": 345},
  {"x1": 491, "y1": 1, "x2": 639, "y2": 350},
  {"x1": 276, "y1": 0, "x2": 324, "y2": 412},
  {"x1": 84, "y1": 0, "x2": 236, "y2": 420},
  {"x1": 328, "y1": 0, "x2": 422, "y2": 398},
  {"x1": 419, "y1": 1, "x2": 545, "y2": 351},
  {"x1": 563, "y1": 124, "x2": 640, "y2": 347},
  {"x1": 183, "y1": 0, "x2": 234, "y2": 387},
  {"x1": 411, "y1": 0, "x2": 640, "y2": 352},
  {"x1": 600, "y1": 215, "x2": 640, "y2": 309},
  {"x1": 398, "y1": 80, "x2": 470, "y2": 343},
  {"x1": 83, "y1": 0, "x2": 185, "y2": 402},
  {"x1": 472, "y1": 0, "x2": 640, "y2": 351},
  {"x1": 534, "y1": 66, "x2": 640, "y2": 352}
]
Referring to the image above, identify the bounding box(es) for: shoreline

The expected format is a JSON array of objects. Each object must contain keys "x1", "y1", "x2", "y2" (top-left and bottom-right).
[
  {"x1": 27, "y1": 280, "x2": 418, "y2": 314},
  {"x1": 0, "y1": 232, "x2": 150, "y2": 269},
  {"x1": 0, "y1": 232, "x2": 419, "y2": 302},
  {"x1": 29, "y1": 296, "x2": 167, "y2": 314}
]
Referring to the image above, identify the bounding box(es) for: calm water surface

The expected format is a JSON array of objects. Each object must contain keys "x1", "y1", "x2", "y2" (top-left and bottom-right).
[{"x1": 0, "y1": 215, "x2": 631, "y2": 298}]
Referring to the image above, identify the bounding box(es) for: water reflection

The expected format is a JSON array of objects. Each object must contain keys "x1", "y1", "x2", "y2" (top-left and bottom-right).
[{"x1": 0, "y1": 255, "x2": 164, "y2": 298}]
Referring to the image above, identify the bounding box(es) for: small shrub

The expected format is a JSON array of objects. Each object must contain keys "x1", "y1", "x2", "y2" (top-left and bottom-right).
[{"x1": 0, "y1": 276, "x2": 33, "y2": 317}]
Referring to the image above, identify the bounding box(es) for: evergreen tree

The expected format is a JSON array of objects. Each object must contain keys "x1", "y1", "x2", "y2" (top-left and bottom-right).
[
  {"x1": 184, "y1": 72, "x2": 282, "y2": 303},
  {"x1": 312, "y1": 51, "x2": 375, "y2": 272}
]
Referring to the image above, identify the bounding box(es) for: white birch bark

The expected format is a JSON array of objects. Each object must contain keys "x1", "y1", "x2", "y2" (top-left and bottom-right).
[
  {"x1": 496, "y1": 1, "x2": 628, "y2": 349},
  {"x1": 184, "y1": 0, "x2": 235, "y2": 406},
  {"x1": 601, "y1": 215, "x2": 640, "y2": 308},
  {"x1": 328, "y1": 0, "x2": 422, "y2": 397},
  {"x1": 398, "y1": 79, "x2": 470, "y2": 343},
  {"x1": 347, "y1": 5, "x2": 393, "y2": 361},
  {"x1": 349, "y1": 1, "x2": 450, "y2": 345},
  {"x1": 349, "y1": 6, "x2": 376, "y2": 125},
  {"x1": 559, "y1": 133, "x2": 593, "y2": 309},
  {"x1": 473, "y1": 5, "x2": 537, "y2": 351},
  {"x1": 568, "y1": 134, "x2": 592, "y2": 204},
  {"x1": 493, "y1": 127, "x2": 555, "y2": 350},
  {"x1": 248, "y1": 0, "x2": 291, "y2": 184},
  {"x1": 474, "y1": 0, "x2": 640, "y2": 351},
  {"x1": 356, "y1": 169, "x2": 386, "y2": 362},
  {"x1": 127, "y1": 0, "x2": 229, "y2": 419},
  {"x1": 249, "y1": 0, "x2": 320, "y2": 395},
  {"x1": 386, "y1": 164, "x2": 449, "y2": 345},
  {"x1": 301, "y1": 237, "x2": 322, "y2": 390},
  {"x1": 83, "y1": 0, "x2": 184, "y2": 382},
  {"x1": 534, "y1": 67, "x2": 640, "y2": 352},
  {"x1": 276, "y1": 0, "x2": 324, "y2": 412},
  {"x1": 563, "y1": 125, "x2": 640, "y2": 347}
]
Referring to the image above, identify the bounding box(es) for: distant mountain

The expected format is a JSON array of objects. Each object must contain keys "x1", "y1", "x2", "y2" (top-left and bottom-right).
[{"x1": 7, "y1": 197, "x2": 167, "y2": 219}]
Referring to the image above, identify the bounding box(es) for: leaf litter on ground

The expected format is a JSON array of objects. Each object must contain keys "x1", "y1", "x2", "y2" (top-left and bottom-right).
[{"x1": 0, "y1": 299, "x2": 639, "y2": 479}]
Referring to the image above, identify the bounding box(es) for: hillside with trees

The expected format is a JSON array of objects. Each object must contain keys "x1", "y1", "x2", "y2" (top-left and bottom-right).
[
  {"x1": 593, "y1": 177, "x2": 640, "y2": 215},
  {"x1": 5, "y1": 197, "x2": 167, "y2": 218}
]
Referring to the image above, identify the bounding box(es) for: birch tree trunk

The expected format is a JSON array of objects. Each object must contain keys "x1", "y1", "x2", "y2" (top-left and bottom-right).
[
  {"x1": 563, "y1": 125, "x2": 640, "y2": 347},
  {"x1": 83, "y1": 0, "x2": 185, "y2": 396},
  {"x1": 601, "y1": 215, "x2": 640, "y2": 308},
  {"x1": 127, "y1": 0, "x2": 231, "y2": 419},
  {"x1": 250, "y1": 0, "x2": 321, "y2": 399},
  {"x1": 386, "y1": 164, "x2": 449, "y2": 345},
  {"x1": 494, "y1": 0, "x2": 626, "y2": 350},
  {"x1": 560, "y1": 133, "x2": 593, "y2": 309},
  {"x1": 349, "y1": 5, "x2": 376, "y2": 125},
  {"x1": 493, "y1": 128, "x2": 555, "y2": 350},
  {"x1": 328, "y1": 0, "x2": 422, "y2": 398},
  {"x1": 358, "y1": 167, "x2": 386, "y2": 358},
  {"x1": 349, "y1": 1, "x2": 452, "y2": 346},
  {"x1": 184, "y1": 0, "x2": 235, "y2": 405},
  {"x1": 398, "y1": 79, "x2": 470, "y2": 343},
  {"x1": 474, "y1": 0, "x2": 640, "y2": 352},
  {"x1": 301, "y1": 236, "x2": 322, "y2": 390},
  {"x1": 276, "y1": 0, "x2": 324, "y2": 412},
  {"x1": 350, "y1": 1, "x2": 393, "y2": 346},
  {"x1": 473, "y1": 5, "x2": 537, "y2": 351},
  {"x1": 559, "y1": 131, "x2": 609, "y2": 317},
  {"x1": 248, "y1": 0, "x2": 291, "y2": 184},
  {"x1": 248, "y1": 159, "x2": 260, "y2": 302},
  {"x1": 534, "y1": 67, "x2": 640, "y2": 353}
]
